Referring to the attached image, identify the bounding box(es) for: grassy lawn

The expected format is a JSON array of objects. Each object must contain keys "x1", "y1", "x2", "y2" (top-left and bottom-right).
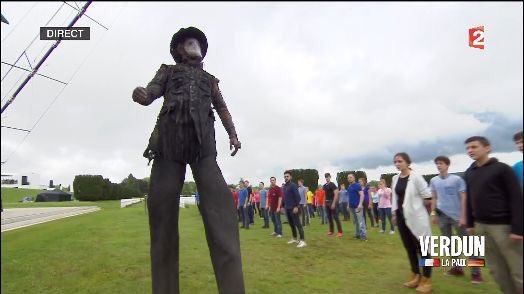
[
  {"x1": 2, "y1": 199, "x2": 500, "y2": 293},
  {"x1": 1, "y1": 188, "x2": 47, "y2": 203}
]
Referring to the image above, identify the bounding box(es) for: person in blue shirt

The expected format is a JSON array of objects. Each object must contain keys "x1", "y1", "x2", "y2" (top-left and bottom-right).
[
  {"x1": 238, "y1": 181, "x2": 250, "y2": 229},
  {"x1": 282, "y1": 171, "x2": 306, "y2": 248},
  {"x1": 359, "y1": 178, "x2": 375, "y2": 228},
  {"x1": 339, "y1": 183, "x2": 350, "y2": 221},
  {"x1": 430, "y1": 155, "x2": 482, "y2": 283},
  {"x1": 258, "y1": 182, "x2": 269, "y2": 228},
  {"x1": 513, "y1": 131, "x2": 523, "y2": 191},
  {"x1": 347, "y1": 173, "x2": 366, "y2": 240}
]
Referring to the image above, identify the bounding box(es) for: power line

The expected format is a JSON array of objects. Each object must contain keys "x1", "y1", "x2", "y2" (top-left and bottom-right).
[
  {"x1": 1, "y1": 2, "x2": 66, "y2": 82},
  {"x1": 0, "y1": 2, "x2": 39, "y2": 43},
  {"x1": 1, "y1": 61, "x2": 68, "y2": 84},
  {"x1": 1, "y1": 1, "x2": 93, "y2": 114},
  {"x1": 63, "y1": 1, "x2": 108, "y2": 30}
]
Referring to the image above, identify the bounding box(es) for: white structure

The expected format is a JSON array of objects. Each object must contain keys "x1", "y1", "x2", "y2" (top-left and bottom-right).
[
  {"x1": 1, "y1": 172, "x2": 42, "y2": 189},
  {"x1": 120, "y1": 198, "x2": 145, "y2": 208}
]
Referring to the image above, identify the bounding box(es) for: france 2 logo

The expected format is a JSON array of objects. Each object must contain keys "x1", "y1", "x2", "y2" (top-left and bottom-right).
[{"x1": 469, "y1": 26, "x2": 485, "y2": 50}]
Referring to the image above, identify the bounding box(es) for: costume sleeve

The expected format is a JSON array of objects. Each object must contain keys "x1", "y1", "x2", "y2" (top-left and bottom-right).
[
  {"x1": 211, "y1": 78, "x2": 238, "y2": 139},
  {"x1": 145, "y1": 64, "x2": 169, "y2": 102}
]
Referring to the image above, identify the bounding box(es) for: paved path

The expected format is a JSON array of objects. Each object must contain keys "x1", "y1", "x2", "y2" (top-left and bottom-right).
[{"x1": 1, "y1": 206, "x2": 100, "y2": 232}]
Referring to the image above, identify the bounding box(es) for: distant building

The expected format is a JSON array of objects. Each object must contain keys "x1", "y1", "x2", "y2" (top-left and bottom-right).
[{"x1": 1, "y1": 172, "x2": 46, "y2": 189}]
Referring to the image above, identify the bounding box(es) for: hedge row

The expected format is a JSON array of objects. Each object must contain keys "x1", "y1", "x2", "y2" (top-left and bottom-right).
[
  {"x1": 286, "y1": 169, "x2": 319, "y2": 193},
  {"x1": 73, "y1": 175, "x2": 143, "y2": 201}
]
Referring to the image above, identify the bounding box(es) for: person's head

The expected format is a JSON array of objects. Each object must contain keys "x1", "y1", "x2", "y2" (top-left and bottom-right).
[
  {"x1": 514, "y1": 131, "x2": 523, "y2": 152},
  {"x1": 270, "y1": 176, "x2": 276, "y2": 186},
  {"x1": 324, "y1": 173, "x2": 331, "y2": 183},
  {"x1": 317, "y1": 185, "x2": 322, "y2": 190},
  {"x1": 347, "y1": 173, "x2": 356, "y2": 184},
  {"x1": 393, "y1": 152, "x2": 412, "y2": 172},
  {"x1": 434, "y1": 155, "x2": 450, "y2": 174},
  {"x1": 340, "y1": 183, "x2": 346, "y2": 190},
  {"x1": 358, "y1": 177, "x2": 367, "y2": 187},
  {"x1": 379, "y1": 179, "x2": 387, "y2": 189},
  {"x1": 170, "y1": 27, "x2": 208, "y2": 65},
  {"x1": 239, "y1": 180, "x2": 245, "y2": 188},
  {"x1": 369, "y1": 185, "x2": 376, "y2": 192},
  {"x1": 259, "y1": 182, "x2": 264, "y2": 189},
  {"x1": 244, "y1": 180, "x2": 250, "y2": 187},
  {"x1": 298, "y1": 179, "x2": 304, "y2": 187},
  {"x1": 464, "y1": 136, "x2": 491, "y2": 162},
  {"x1": 284, "y1": 171, "x2": 292, "y2": 183}
]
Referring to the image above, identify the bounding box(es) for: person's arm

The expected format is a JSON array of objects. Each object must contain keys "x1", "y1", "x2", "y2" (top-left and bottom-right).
[
  {"x1": 465, "y1": 171, "x2": 476, "y2": 235},
  {"x1": 132, "y1": 64, "x2": 168, "y2": 106},
  {"x1": 358, "y1": 190, "x2": 364, "y2": 209},
  {"x1": 459, "y1": 191, "x2": 466, "y2": 227},
  {"x1": 211, "y1": 78, "x2": 240, "y2": 156},
  {"x1": 431, "y1": 191, "x2": 438, "y2": 224},
  {"x1": 332, "y1": 187, "x2": 339, "y2": 209},
  {"x1": 501, "y1": 165, "x2": 523, "y2": 239}
]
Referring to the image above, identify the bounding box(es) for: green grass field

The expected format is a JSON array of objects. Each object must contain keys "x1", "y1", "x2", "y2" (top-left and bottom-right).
[
  {"x1": 1, "y1": 192, "x2": 500, "y2": 293},
  {"x1": 1, "y1": 187, "x2": 47, "y2": 203}
]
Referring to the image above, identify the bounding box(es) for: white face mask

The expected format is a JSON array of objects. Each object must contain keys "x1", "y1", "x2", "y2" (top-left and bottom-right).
[{"x1": 183, "y1": 38, "x2": 202, "y2": 58}]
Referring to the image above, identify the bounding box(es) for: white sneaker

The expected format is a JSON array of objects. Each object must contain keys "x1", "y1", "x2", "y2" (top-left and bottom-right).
[
  {"x1": 287, "y1": 239, "x2": 298, "y2": 244},
  {"x1": 379, "y1": 230, "x2": 384, "y2": 233},
  {"x1": 276, "y1": 234, "x2": 282, "y2": 238},
  {"x1": 296, "y1": 240, "x2": 307, "y2": 248},
  {"x1": 389, "y1": 230, "x2": 395, "y2": 234},
  {"x1": 270, "y1": 232, "x2": 277, "y2": 236}
]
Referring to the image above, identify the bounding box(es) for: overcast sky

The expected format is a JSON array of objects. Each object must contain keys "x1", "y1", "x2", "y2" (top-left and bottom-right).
[{"x1": 1, "y1": 2, "x2": 522, "y2": 187}]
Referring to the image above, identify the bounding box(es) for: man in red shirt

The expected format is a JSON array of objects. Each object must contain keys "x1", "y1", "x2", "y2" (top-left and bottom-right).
[
  {"x1": 267, "y1": 176, "x2": 283, "y2": 238},
  {"x1": 231, "y1": 187, "x2": 240, "y2": 223}
]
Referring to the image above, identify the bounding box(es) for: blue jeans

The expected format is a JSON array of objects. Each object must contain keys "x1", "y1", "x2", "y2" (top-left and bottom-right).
[
  {"x1": 260, "y1": 207, "x2": 269, "y2": 227},
  {"x1": 270, "y1": 210, "x2": 282, "y2": 235},
  {"x1": 319, "y1": 206, "x2": 327, "y2": 224},
  {"x1": 349, "y1": 207, "x2": 366, "y2": 239},
  {"x1": 379, "y1": 207, "x2": 394, "y2": 231},
  {"x1": 239, "y1": 206, "x2": 249, "y2": 228}
]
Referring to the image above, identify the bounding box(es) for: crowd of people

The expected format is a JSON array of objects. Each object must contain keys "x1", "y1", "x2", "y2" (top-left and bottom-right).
[{"x1": 226, "y1": 132, "x2": 522, "y2": 293}]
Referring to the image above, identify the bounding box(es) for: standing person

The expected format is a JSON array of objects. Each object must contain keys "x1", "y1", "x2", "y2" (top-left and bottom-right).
[
  {"x1": 370, "y1": 185, "x2": 380, "y2": 226},
  {"x1": 195, "y1": 191, "x2": 201, "y2": 211},
  {"x1": 324, "y1": 173, "x2": 343, "y2": 236},
  {"x1": 391, "y1": 152, "x2": 432, "y2": 293},
  {"x1": 254, "y1": 190, "x2": 261, "y2": 218},
  {"x1": 267, "y1": 177, "x2": 283, "y2": 238},
  {"x1": 377, "y1": 179, "x2": 394, "y2": 234},
  {"x1": 347, "y1": 173, "x2": 366, "y2": 240},
  {"x1": 297, "y1": 179, "x2": 308, "y2": 226},
  {"x1": 513, "y1": 131, "x2": 523, "y2": 190},
  {"x1": 464, "y1": 136, "x2": 522, "y2": 294},
  {"x1": 282, "y1": 171, "x2": 307, "y2": 248},
  {"x1": 315, "y1": 185, "x2": 326, "y2": 224},
  {"x1": 359, "y1": 178, "x2": 375, "y2": 228},
  {"x1": 245, "y1": 180, "x2": 255, "y2": 225},
  {"x1": 306, "y1": 187, "x2": 315, "y2": 219},
  {"x1": 231, "y1": 187, "x2": 241, "y2": 223},
  {"x1": 430, "y1": 155, "x2": 482, "y2": 283},
  {"x1": 238, "y1": 181, "x2": 250, "y2": 229},
  {"x1": 339, "y1": 183, "x2": 350, "y2": 221},
  {"x1": 259, "y1": 182, "x2": 269, "y2": 229},
  {"x1": 133, "y1": 27, "x2": 244, "y2": 294}
]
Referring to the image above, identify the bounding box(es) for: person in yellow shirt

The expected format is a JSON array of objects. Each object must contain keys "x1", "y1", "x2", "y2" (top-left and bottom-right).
[{"x1": 306, "y1": 188, "x2": 314, "y2": 222}]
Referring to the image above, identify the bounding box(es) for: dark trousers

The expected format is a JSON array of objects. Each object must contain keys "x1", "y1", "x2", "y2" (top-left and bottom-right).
[
  {"x1": 307, "y1": 204, "x2": 315, "y2": 218},
  {"x1": 239, "y1": 206, "x2": 249, "y2": 228},
  {"x1": 248, "y1": 203, "x2": 254, "y2": 224},
  {"x1": 372, "y1": 202, "x2": 379, "y2": 224},
  {"x1": 325, "y1": 201, "x2": 343, "y2": 233},
  {"x1": 396, "y1": 210, "x2": 431, "y2": 278},
  {"x1": 285, "y1": 208, "x2": 304, "y2": 240},
  {"x1": 379, "y1": 207, "x2": 394, "y2": 231},
  {"x1": 148, "y1": 157, "x2": 245, "y2": 294},
  {"x1": 363, "y1": 201, "x2": 375, "y2": 227},
  {"x1": 341, "y1": 202, "x2": 350, "y2": 220}
]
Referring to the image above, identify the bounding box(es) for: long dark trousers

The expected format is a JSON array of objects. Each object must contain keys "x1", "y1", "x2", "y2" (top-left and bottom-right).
[
  {"x1": 396, "y1": 210, "x2": 431, "y2": 278},
  {"x1": 325, "y1": 200, "x2": 343, "y2": 233},
  {"x1": 148, "y1": 157, "x2": 245, "y2": 294}
]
